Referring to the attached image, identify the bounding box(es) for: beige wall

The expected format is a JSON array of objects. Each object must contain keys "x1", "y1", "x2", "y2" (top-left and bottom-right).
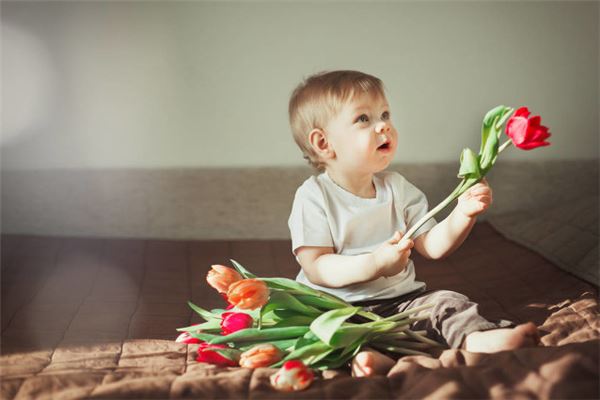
[{"x1": 2, "y1": 1, "x2": 598, "y2": 170}]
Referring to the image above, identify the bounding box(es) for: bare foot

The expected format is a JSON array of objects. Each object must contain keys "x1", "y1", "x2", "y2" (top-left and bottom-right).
[
  {"x1": 464, "y1": 322, "x2": 540, "y2": 353},
  {"x1": 351, "y1": 350, "x2": 396, "y2": 377}
]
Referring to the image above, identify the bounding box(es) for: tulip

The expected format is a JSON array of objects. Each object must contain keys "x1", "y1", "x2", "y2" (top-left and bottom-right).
[
  {"x1": 404, "y1": 105, "x2": 550, "y2": 239},
  {"x1": 505, "y1": 107, "x2": 551, "y2": 150},
  {"x1": 239, "y1": 343, "x2": 283, "y2": 368},
  {"x1": 206, "y1": 264, "x2": 243, "y2": 294},
  {"x1": 175, "y1": 323, "x2": 203, "y2": 344},
  {"x1": 227, "y1": 278, "x2": 269, "y2": 310},
  {"x1": 270, "y1": 360, "x2": 314, "y2": 391},
  {"x1": 196, "y1": 342, "x2": 240, "y2": 367},
  {"x1": 175, "y1": 331, "x2": 203, "y2": 344},
  {"x1": 221, "y1": 312, "x2": 253, "y2": 335}
]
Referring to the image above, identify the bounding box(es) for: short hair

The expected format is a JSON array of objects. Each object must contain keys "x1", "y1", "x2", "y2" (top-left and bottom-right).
[{"x1": 288, "y1": 70, "x2": 386, "y2": 170}]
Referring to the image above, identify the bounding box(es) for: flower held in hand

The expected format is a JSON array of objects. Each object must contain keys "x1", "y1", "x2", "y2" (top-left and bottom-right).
[{"x1": 506, "y1": 107, "x2": 551, "y2": 150}]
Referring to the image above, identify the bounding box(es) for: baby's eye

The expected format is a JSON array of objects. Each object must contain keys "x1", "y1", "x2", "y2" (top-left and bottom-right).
[
  {"x1": 355, "y1": 114, "x2": 369, "y2": 123},
  {"x1": 381, "y1": 111, "x2": 390, "y2": 120}
]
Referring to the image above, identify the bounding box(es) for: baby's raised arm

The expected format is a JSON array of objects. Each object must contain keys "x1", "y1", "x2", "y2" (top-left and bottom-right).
[{"x1": 296, "y1": 232, "x2": 414, "y2": 288}]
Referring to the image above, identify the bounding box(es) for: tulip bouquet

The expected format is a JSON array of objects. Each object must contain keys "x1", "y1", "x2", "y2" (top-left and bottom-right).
[
  {"x1": 177, "y1": 261, "x2": 441, "y2": 376},
  {"x1": 176, "y1": 105, "x2": 550, "y2": 389}
]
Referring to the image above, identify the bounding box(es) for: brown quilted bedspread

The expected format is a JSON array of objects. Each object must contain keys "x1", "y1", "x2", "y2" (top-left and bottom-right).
[{"x1": 1, "y1": 223, "x2": 599, "y2": 399}]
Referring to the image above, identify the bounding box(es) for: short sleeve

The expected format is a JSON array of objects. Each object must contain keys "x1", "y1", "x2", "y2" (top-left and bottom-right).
[
  {"x1": 391, "y1": 173, "x2": 437, "y2": 238},
  {"x1": 288, "y1": 179, "x2": 334, "y2": 254}
]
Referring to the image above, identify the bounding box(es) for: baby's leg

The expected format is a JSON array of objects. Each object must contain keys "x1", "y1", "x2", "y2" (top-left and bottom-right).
[
  {"x1": 396, "y1": 289, "x2": 534, "y2": 350},
  {"x1": 463, "y1": 322, "x2": 539, "y2": 353},
  {"x1": 351, "y1": 349, "x2": 396, "y2": 377}
]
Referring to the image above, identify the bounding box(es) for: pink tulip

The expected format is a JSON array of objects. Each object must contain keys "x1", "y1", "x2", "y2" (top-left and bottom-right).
[
  {"x1": 505, "y1": 107, "x2": 551, "y2": 150},
  {"x1": 239, "y1": 344, "x2": 283, "y2": 368},
  {"x1": 196, "y1": 343, "x2": 240, "y2": 367},
  {"x1": 270, "y1": 360, "x2": 314, "y2": 391},
  {"x1": 220, "y1": 312, "x2": 253, "y2": 335}
]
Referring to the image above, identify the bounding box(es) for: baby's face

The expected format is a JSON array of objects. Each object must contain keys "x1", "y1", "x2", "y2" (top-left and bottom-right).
[{"x1": 324, "y1": 92, "x2": 397, "y2": 175}]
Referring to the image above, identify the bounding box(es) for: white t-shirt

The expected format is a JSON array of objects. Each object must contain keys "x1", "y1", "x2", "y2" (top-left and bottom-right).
[{"x1": 287, "y1": 170, "x2": 437, "y2": 303}]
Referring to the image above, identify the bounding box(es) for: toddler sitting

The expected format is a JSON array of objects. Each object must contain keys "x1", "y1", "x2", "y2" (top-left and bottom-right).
[{"x1": 286, "y1": 70, "x2": 539, "y2": 376}]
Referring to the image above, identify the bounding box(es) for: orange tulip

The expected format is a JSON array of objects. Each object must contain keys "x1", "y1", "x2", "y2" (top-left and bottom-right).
[
  {"x1": 239, "y1": 344, "x2": 283, "y2": 368},
  {"x1": 206, "y1": 264, "x2": 242, "y2": 294},
  {"x1": 226, "y1": 278, "x2": 269, "y2": 310}
]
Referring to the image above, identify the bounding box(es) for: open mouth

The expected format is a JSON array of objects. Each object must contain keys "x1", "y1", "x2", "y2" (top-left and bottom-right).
[{"x1": 377, "y1": 141, "x2": 391, "y2": 151}]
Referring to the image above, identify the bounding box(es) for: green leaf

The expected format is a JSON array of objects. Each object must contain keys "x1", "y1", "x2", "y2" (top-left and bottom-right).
[
  {"x1": 482, "y1": 105, "x2": 507, "y2": 128},
  {"x1": 295, "y1": 294, "x2": 347, "y2": 310},
  {"x1": 294, "y1": 331, "x2": 319, "y2": 350},
  {"x1": 188, "y1": 301, "x2": 220, "y2": 321},
  {"x1": 176, "y1": 319, "x2": 221, "y2": 332},
  {"x1": 208, "y1": 326, "x2": 310, "y2": 344},
  {"x1": 457, "y1": 148, "x2": 481, "y2": 179},
  {"x1": 261, "y1": 277, "x2": 322, "y2": 295},
  {"x1": 261, "y1": 278, "x2": 347, "y2": 307},
  {"x1": 313, "y1": 341, "x2": 364, "y2": 370},
  {"x1": 267, "y1": 290, "x2": 322, "y2": 316},
  {"x1": 479, "y1": 105, "x2": 513, "y2": 173},
  {"x1": 479, "y1": 116, "x2": 500, "y2": 172},
  {"x1": 328, "y1": 325, "x2": 373, "y2": 348},
  {"x1": 238, "y1": 338, "x2": 297, "y2": 352},
  {"x1": 229, "y1": 259, "x2": 257, "y2": 279},
  {"x1": 271, "y1": 340, "x2": 334, "y2": 367},
  {"x1": 211, "y1": 347, "x2": 242, "y2": 362},
  {"x1": 272, "y1": 316, "x2": 314, "y2": 327},
  {"x1": 480, "y1": 105, "x2": 510, "y2": 154},
  {"x1": 310, "y1": 307, "x2": 360, "y2": 347},
  {"x1": 189, "y1": 331, "x2": 221, "y2": 342}
]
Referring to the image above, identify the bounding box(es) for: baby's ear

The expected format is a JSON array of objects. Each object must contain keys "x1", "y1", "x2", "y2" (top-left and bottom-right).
[{"x1": 308, "y1": 128, "x2": 335, "y2": 160}]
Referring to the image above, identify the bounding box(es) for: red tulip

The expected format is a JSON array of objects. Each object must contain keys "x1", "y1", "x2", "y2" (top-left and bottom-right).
[
  {"x1": 220, "y1": 312, "x2": 253, "y2": 335},
  {"x1": 226, "y1": 279, "x2": 269, "y2": 310},
  {"x1": 175, "y1": 331, "x2": 203, "y2": 344},
  {"x1": 206, "y1": 264, "x2": 243, "y2": 294},
  {"x1": 239, "y1": 344, "x2": 283, "y2": 368},
  {"x1": 505, "y1": 107, "x2": 551, "y2": 150},
  {"x1": 196, "y1": 343, "x2": 240, "y2": 367},
  {"x1": 175, "y1": 324, "x2": 203, "y2": 344},
  {"x1": 270, "y1": 360, "x2": 314, "y2": 391}
]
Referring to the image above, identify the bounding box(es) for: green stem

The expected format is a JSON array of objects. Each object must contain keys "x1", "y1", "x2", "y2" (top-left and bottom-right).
[
  {"x1": 403, "y1": 138, "x2": 513, "y2": 241},
  {"x1": 404, "y1": 180, "x2": 466, "y2": 240},
  {"x1": 356, "y1": 310, "x2": 383, "y2": 321},
  {"x1": 498, "y1": 138, "x2": 512, "y2": 153},
  {"x1": 379, "y1": 303, "x2": 433, "y2": 322}
]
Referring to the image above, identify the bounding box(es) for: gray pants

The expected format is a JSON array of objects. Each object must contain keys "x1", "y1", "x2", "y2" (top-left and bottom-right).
[{"x1": 352, "y1": 288, "x2": 514, "y2": 349}]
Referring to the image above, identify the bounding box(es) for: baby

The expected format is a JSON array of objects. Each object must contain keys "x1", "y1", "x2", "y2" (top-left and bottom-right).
[{"x1": 287, "y1": 70, "x2": 539, "y2": 377}]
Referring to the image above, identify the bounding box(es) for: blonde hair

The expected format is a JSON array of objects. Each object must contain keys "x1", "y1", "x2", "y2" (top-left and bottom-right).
[{"x1": 288, "y1": 70, "x2": 386, "y2": 170}]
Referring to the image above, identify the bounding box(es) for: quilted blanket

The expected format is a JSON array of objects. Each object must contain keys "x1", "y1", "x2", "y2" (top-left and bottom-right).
[{"x1": 1, "y1": 223, "x2": 598, "y2": 399}]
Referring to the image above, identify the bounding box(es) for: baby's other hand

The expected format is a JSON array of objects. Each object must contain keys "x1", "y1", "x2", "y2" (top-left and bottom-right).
[
  {"x1": 457, "y1": 178, "x2": 493, "y2": 218},
  {"x1": 373, "y1": 231, "x2": 414, "y2": 278}
]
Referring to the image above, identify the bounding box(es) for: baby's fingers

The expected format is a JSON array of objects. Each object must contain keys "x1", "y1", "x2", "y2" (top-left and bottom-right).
[
  {"x1": 397, "y1": 239, "x2": 413, "y2": 252},
  {"x1": 388, "y1": 231, "x2": 403, "y2": 244}
]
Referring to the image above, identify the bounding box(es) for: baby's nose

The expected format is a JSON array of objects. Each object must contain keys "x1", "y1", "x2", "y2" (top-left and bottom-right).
[{"x1": 375, "y1": 122, "x2": 391, "y2": 133}]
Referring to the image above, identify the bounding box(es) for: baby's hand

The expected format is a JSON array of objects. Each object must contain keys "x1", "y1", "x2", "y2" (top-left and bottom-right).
[
  {"x1": 373, "y1": 231, "x2": 414, "y2": 278},
  {"x1": 457, "y1": 178, "x2": 493, "y2": 218}
]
